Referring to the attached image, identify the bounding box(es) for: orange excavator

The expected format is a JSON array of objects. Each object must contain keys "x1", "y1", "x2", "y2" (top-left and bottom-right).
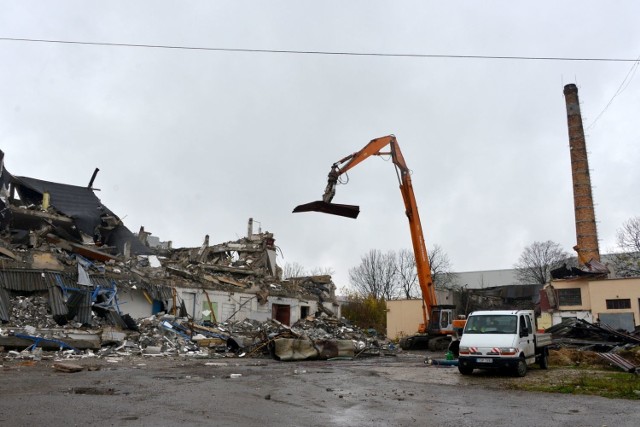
[{"x1": 293, "y1": 135, "x2": 464, "y2": 351}]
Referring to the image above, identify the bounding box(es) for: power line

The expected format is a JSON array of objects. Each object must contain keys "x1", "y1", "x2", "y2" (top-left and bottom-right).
[
  {"x1": 0, "y1": 36, "x2": 638, "y2": 63},
  {"x1": 586, "y1": 55, "x2": 640, "y2": 130}
]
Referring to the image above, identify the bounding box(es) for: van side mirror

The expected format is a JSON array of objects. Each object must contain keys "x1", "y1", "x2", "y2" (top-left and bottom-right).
[{"x1": 519, "y1": 327, "x2": 529, "y2": 338}]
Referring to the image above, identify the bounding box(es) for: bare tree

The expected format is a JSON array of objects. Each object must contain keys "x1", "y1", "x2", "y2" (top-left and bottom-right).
[
  {"x1": 617, "y1": 216, "x2": 640, "y2": 252},
  {"x1": 308, "y1": 266, "x2": 335, "y2": 276},
  {"x1": 396, "y1": 244, "x2": 456, "y2": 298},
  {"x1": 282, "y1": 262, "x2": 307, "y2": 279},
  {"x1": 348, "y1": 249, "x2": 398, "y2": 300},
  {"x1": 611, "y1": 216, "x2": 640, "y2": 277},
  {"x1": 397, "y1": 249, "x2": 418, "y2": 299},
  {"x1": 284, "y1": 263, "x2": 336, "y2": 279},
  {"x1": 515, "y1": 241, "x2": 570, "y2": 284},
  {"x1": 429, "y1": 244, "x2": 457, "y2": 289}
]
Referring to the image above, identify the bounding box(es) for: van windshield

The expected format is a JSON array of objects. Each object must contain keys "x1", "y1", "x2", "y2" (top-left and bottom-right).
[{"x1": 464, "y1": 315, "x2": 517, "y2": 334}]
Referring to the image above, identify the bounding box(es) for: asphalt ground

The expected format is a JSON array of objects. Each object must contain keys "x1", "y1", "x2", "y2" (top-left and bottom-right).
[{"x1": 1, "y1": 351, "x2": 638, "y2": 427}]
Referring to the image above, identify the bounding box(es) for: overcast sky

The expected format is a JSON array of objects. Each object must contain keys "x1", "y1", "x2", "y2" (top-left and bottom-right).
[{"x1": 1, "y1": 1, "x2": 639, "y2": 290}]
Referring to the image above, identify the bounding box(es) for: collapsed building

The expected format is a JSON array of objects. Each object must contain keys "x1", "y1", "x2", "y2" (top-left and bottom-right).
[{"x1": 0, "y1": 150, "x2": 377, "y2": 360}]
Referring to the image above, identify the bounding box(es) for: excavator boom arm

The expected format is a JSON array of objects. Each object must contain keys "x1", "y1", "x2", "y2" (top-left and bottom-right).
[{"x1": 293, "y1": 135, "x2": 438, "y2": 328}]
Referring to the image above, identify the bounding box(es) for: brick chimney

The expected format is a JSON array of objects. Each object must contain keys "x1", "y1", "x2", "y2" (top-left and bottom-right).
[{"x1": 563, "y1": 84, "x2": 600, "y2": 265}]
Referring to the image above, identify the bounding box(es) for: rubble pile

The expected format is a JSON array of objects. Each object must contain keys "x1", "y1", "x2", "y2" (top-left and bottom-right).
[
  {"x1": 547, "y1": 318, "x2": 640, "y2": 372},
  {"x1": 166, "y1": 233, "x2": 276, "y2": 277},
  {"x1": 161, "y1": 233, "x2": 282, "y2": 303},
  {"x1": 280, "y1": 275, "x2": 337, "y2": 316},
  {"x1": 0, "y1": 226, "x2": 336, "y2": 330},
  {"x1": 548, "y1": 318, "x2": 640, "y2": 352},
  {"x1": 1, "y1": 307, "x2": 392, "y2": 362},
  {"x1": 8, "y1": 295, "x2": 58, "y2": 329},
  {"x1": 291, "y1": 316, "x2": 378, "y2": 343}
]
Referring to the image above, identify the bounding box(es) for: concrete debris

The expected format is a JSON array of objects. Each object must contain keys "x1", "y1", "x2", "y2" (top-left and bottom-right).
[
  {"x1": 0, "y1": 151, "x2": 400, "y2": 366},
  {"x1": 273, "y1": 338, "x2": 354, "y2": 361},
  {"x1": 7, "y1": 295, "x2": 58, "y2": 329},
  {"x1": 53, "y1": 361, "x2": 84, "y2": 373},
  {"x1": 1, "y1": 304, "x2": 392, "y2": 361}
]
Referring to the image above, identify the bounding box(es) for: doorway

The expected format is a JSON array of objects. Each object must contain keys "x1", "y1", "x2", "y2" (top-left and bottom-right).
[{"x1": 272, "y1": 304, "x2": 291, "y2": 326}]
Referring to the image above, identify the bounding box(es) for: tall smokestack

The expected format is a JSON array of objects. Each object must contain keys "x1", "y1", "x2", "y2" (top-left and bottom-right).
[{"x1": 563, "y1": 84, "x2": 600, "y2": 265}]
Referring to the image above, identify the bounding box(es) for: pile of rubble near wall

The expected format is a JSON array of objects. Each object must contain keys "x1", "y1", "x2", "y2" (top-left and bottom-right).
[
  {"x1": 547, "y1": 318, "x2": 640, "y2": 372},
  {"x1": 156, "y1": 233, "x2": 338, "y2": 308},
  {"x1": 1, "y1": 290, "x2": 390, "y2": 361},
  {"x1": 548, "y1": 318, "x2": 640, "y2": 351}
]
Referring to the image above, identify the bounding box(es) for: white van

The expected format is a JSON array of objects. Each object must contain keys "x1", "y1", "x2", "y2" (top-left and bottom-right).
[{"x1": 457, "y1": 310, "x2": 552, "y2": 377}]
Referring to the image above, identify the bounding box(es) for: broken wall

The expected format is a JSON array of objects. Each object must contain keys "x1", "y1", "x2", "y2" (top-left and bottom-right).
[{"x1": 171, "y1": 286, "x2": 325, "y2": 326}]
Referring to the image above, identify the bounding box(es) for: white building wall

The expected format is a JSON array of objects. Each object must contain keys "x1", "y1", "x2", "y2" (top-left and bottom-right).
[
  {"x1": 116, "y1": 287, "x2": 156, "y2": 319},
  {"x1": 169, "y1": 287, "x2": 324, "y2": 324},
  {"x1": 551, "y1": 310, "x2": 594, "y2": 325},
  {"x1": 118, "y1": 285, "x2": 339, "y2": 325}
]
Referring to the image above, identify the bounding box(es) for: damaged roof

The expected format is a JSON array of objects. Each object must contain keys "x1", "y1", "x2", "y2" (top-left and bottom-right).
[
  {"x1": 14, "y1": 175, "x2": 107, "y2": 235},
  {"x1": 1, "y1": 162, "x2": 150, "y2": 256}
]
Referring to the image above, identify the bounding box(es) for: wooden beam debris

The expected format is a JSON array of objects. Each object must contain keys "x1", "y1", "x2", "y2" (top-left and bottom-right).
[{"x1": 217, "y1": 276, "x2": 247, "y2": 288}]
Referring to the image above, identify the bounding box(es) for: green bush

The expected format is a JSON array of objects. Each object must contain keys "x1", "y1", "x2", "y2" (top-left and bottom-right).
[{"x1": 341, "y1": 294, "x2": 387, "y2": 335}]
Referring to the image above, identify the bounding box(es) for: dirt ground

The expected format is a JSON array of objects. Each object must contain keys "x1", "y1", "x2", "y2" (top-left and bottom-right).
[{"x1": 1, "y1": 349, "x2": 639, "y2": 427}]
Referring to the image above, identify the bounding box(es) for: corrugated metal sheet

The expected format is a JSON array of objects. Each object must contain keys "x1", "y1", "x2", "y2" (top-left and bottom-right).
[
  {"x1": 76, "y1": 292, "x2": 92, "y2": 325},
  {"x1": 90, "y1": 276, "x2": 114, "y2": 287},
  {"x1": 67, "y1": 292, "x2": 92, "y2": 325},
  {"x1": 48, "y1": 284, "x2": 68, "y2": 316},
  {"x1": 0, "y1": 269, "x2": 130, "y2": 323},
  {"x1": 0, "y1": 287, "x2": 10, "y2": 322},
  {"x1": 105, "y1": 309, "x2": 128, "y2": 329},
  {"x1": 598, "y1": 353, "x2": 637, "y2": 373},
  {"x1": 0, "y1": 269, "x2": 74, "y2": 292},
  {"x1": 141, "y1": 283, "x2": 173, "y2": 301},
  {"x1": 0, "y1": 269, "x2": 73, "y2": 320},
  {"x1": 0, "y1": 268, "x2": 166, "y2": 326},
  {"x1": 0, "y1": 269, "x2": 127, "y2": 289}
]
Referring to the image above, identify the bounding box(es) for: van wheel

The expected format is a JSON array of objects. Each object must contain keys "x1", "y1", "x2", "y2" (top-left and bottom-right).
[
  {"x1": 514, "y1": 358, "x2": 527, "y2": 377},
  {"x1": 539, "y1": 349, "x2": 549, "y2": 369},
  {"x1": 458, "y1": 365, "x2": 473, "y2": 375}
]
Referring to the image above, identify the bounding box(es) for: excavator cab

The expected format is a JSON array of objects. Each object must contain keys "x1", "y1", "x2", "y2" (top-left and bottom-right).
[
  {"x1": 399, "y1": 305, "x2": 457, "y2": 351},
  {"x1": 427, "y1": 305, "x2": 456, "y2": 336}
]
